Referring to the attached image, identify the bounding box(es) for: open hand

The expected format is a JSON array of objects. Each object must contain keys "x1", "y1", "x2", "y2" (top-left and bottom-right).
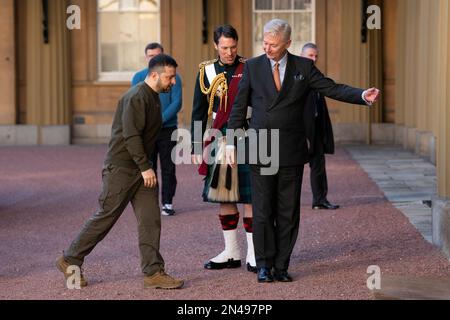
[
  {"x1": 364, "y1": 88, "x2": 380, "y2": 104},
  {"x1": 226, "y1": 146, "x2": 237, "y2": 168}
]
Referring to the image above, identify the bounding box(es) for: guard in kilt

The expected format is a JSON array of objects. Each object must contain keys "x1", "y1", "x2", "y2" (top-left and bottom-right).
[{"x1": 190, "y1": 25, "x2": 256, "y2": 273}]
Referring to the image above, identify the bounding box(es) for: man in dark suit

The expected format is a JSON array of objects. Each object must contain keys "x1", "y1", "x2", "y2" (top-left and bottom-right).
[
  {"x1": 226, "y1": 19, "x2": 379, "y2": 283},
  {"x1": 301, "y1": 43, "x2": 339, "y2": 210}
]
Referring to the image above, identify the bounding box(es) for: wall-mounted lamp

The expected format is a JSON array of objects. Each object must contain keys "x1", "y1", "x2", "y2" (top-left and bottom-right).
[
  {"x1": 361, "y1": 0, "x2": 368, "y2": 43},
  {"x1": 42, "y1": 0, "x2": 49, "y2": 44}
]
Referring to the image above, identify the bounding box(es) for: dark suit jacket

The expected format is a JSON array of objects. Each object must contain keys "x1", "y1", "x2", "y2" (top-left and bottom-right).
[
  {"x1": 303, "y1": 91, "x2": 334, "y2": 156},
  {"x1": 228, "y1": 52, "x2": 366, "y2": 167}
]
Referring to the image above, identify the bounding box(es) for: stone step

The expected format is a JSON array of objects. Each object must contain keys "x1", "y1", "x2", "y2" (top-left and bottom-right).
[{"x1": 373, "y1": 276, "x2": 450, "y2": 300}]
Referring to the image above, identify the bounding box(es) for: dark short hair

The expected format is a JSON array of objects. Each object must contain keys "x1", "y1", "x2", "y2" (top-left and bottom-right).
[
  {"x1": 148, "y1": 54, "x2": 178, "y2": 74},
  {"x1": 145, "y1": 42, "x2": 164, "y2": 54},
  {"x1": 213, "y1": 25, "x2": 239, "y2": 45}
]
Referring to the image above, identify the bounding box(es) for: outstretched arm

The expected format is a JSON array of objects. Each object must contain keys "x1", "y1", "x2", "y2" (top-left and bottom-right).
[{"x1": 308, "y1": 63, "x2": 380, "y2": 105}]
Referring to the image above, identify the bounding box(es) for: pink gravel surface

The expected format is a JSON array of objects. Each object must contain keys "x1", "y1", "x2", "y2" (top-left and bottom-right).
[{"x1": 0, "y1": 145, "x2": 449, "y2": 300}]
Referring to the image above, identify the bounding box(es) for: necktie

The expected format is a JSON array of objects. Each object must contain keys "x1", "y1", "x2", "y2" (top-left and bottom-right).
[{"x1": 273, "y1": 62, "x2": 281, "y2": 92}]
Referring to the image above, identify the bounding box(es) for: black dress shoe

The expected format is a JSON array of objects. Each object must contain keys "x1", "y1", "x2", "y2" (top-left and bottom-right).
[
  {"x1": 312, "y1": 200, "x2": 340, "y2": 210},
  {"x1": 257, "y1": 267, "x2": 274, "y2": 283},
  {"x1": 273, "y1": 270, "x2": 293, "y2": 282},
  {"x1": 204, "y1": 258, "x2": 241, "y2": 270},
  {"x1": 247, "y1": 263, "x2": 257, "y2": 273}
]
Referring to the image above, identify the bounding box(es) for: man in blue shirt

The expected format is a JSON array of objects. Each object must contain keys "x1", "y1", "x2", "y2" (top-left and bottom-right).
[{"x1": 132, "y1": 43, "x2": 182, "y2": 216}]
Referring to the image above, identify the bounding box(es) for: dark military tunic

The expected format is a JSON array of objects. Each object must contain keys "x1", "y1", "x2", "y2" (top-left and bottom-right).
[{"x1": 191, "y1": 56, "x2": 251, "y2": 204}]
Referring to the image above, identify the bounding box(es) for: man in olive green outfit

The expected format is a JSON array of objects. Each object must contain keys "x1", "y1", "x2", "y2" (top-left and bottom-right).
[{"x1": 56, "y1": 54, "x2": 184, "y2": 290}]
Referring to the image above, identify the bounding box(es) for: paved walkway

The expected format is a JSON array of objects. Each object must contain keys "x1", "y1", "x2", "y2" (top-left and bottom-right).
[
  {"x1": 0, "y1": 145, "x2": 449, "y2": 300},
  {"x1": 346, "y1": 145, "x2": 436, "y2": 243}
]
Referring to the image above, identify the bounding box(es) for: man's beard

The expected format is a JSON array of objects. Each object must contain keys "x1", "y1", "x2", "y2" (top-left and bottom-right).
[{"x1": 157, "y1": 78, "x2": 171, "y2": 93}]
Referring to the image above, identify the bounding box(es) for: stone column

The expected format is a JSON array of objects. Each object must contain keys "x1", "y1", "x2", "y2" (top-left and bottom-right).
[
  {"x1": 432, "y1": 0, "x2": 450, "y2": 260},
  {"x1": 206, "y1": 0, "x2": 226, "y2": 57},
  {"x1": 0, "y1": 0, "x2": 16, "y2": 125},
  {"x1": 394, "y1": 0, "x2": 406, "y2": 128},
  {"x1": 226, "y1": 0, "x2": 253, "y2": 59},
  {"x1": 403, "y1": 0, "x2": 419, "y2": 129},
  {"x1": 26, "y1": 0, "x2": 71, "y2": 144},
  {"x1": 328, "y1": 0, "x2": 382, "y2": 131},
  {"x1": 436, "y1": 0, "x2": 450, "y2": 198}
]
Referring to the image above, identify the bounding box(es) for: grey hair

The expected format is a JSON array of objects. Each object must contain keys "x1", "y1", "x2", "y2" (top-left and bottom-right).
[
  {"x1": 302, "y1": 42, "x2": 318, "y2": 53},
  {"x1": 263, "y1": 19, "x2": 291, "y2": 41}
]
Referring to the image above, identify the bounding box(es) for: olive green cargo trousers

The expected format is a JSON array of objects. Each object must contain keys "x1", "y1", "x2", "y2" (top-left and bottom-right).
[{"x1": 64, "y1": 164, "x2": 164, "y2": 276}]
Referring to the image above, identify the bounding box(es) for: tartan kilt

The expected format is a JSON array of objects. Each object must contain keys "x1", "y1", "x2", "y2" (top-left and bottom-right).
[{"x1": 202, "y1": 162, "x2": 252, "y2": 204}]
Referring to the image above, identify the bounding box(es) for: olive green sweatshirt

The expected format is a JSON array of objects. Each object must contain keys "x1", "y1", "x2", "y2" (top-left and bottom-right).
[{"x1": 104, "y1": 82, "x2": 162, "y2": 172}]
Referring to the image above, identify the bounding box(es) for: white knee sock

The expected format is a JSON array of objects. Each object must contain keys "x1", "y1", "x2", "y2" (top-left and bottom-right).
[
  {"x1": 210, "y1": 229, "x2": 241, "y2": 263},
  {"x1": 246, "y1": 232, "x2": 256, "y2": 267}
]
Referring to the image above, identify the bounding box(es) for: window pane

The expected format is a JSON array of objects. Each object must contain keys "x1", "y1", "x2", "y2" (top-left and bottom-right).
[
  {"x1": 99, "y1": 12, "x2": 120, "y2": 44},
  {"x1": 274, "y1": 0, "x2": 291, "y2": 10},
  {"x1": 98, "y1": 0, "x2": 160, "y2": 76},
  {"x1": 294, "y1": 0, "x2": 312, "y2": 10},
  {"x1": 120, "y1": 42, "x2": 141, "y2": 71},
  {"x1": 101, "y1": 43, "x2": 118, "y2": 72},
  {"x1": 140, "y1": 0, "x2": 158, "y2": 11},
  {"x1": 292, "y1": 12, "x2": 312, "y2": 54},
  {"x1": 252, "y1": 0, "x2": 315, "y2": 58},
  {"x1": 98, "y1": 0, "x2": 119, "y2": 11},
  {"x1": 99, "y1": 0, "x2": 158, "y2": 11},
  {"x1": 254, "y1": 13, "x2": 274, "y2": 42},
  {"x1": 276, "y1": 13, "x2": 293, "y2": 28},
  {"x1": 118, "y1": 12, "x2": 140, "y2": 71},
  {"x1": 119, "y1": 0, "x2": 139, "y2": 10},
  {"x1": 253, "y1": 13, "x2": 274, "y2": 56},
  {"x1": 139, "y1": 13, "x2": 159, "y2": 40},
  {"x1": 255, "y1": 0, "x2": 272, "y2": 10},
  {"x1": 293, "y1": 12, "x2": 312, "y2": 42}
]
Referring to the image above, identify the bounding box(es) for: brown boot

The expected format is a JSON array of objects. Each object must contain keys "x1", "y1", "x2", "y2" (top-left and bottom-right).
[
  {"x1": 144, "y1": 271, "x2": 184, "y2": 289},
  {"x1": 56, "y1": 256, "x2": 88, "y2": 287}
]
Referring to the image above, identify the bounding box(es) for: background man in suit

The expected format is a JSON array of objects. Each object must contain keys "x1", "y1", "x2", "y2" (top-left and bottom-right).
[
  {"x1": 301, "y1": 43, "x2": 339, "y2": 210},
  {"x1": 227, "y1": 19, "x2": 380, "y2": 283}
]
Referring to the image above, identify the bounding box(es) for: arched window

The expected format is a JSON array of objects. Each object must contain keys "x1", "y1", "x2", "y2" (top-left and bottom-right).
[
  {"x1": 97, "y1": 0, "x2": 160, "y2": 81},
  {"x1": 253, "y1": 0, "x2": 315, "y2": 57}
]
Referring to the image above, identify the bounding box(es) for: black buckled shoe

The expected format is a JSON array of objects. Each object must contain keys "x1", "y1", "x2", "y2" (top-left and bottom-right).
[
  {"x1": 257, "y1": 267, "x2": 274, "y2": 283},
  {"x1": 247, "y1": 263, "x2": 257, "y2": 273},
  {"x1": 204, "y1": 258, "x2": 241, "y2": 270},
  {"x1": 273, "y1": 270, "x2": 293, "y2": 282},
  {"x1": 312, "y1": 200, "x2": 340, "y2": 210}
]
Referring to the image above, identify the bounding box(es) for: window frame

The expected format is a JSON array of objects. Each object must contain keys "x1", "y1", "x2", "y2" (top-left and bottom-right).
[
  {"x1": 252, "y1": 0, "x2": 316, "y2": 57},
  {"x1": 96, "y1": 0, "x2": 161, "y2": 82}
]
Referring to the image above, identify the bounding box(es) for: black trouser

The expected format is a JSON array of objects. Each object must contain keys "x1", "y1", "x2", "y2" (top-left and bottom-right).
[
  {"x1": 250, "y1": 165, "x2": 304, "y2": 272},
  {"x1": 309, "y1": 120, "x2": 328, "y2": 205},
  {"x1": 150, "y1": 126, "x2": 177, "y2": 205},
  {"x1": 309, "y1": 151, "x2": 328, "y2": 205},
  {"x1": 65, "y1": 164, "x2": 164, "y2": 276}
]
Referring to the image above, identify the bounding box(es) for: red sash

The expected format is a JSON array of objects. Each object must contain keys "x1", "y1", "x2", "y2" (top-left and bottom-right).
[{"x1": 198, "y1": 62, "x2": 245, "y2": 176}]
